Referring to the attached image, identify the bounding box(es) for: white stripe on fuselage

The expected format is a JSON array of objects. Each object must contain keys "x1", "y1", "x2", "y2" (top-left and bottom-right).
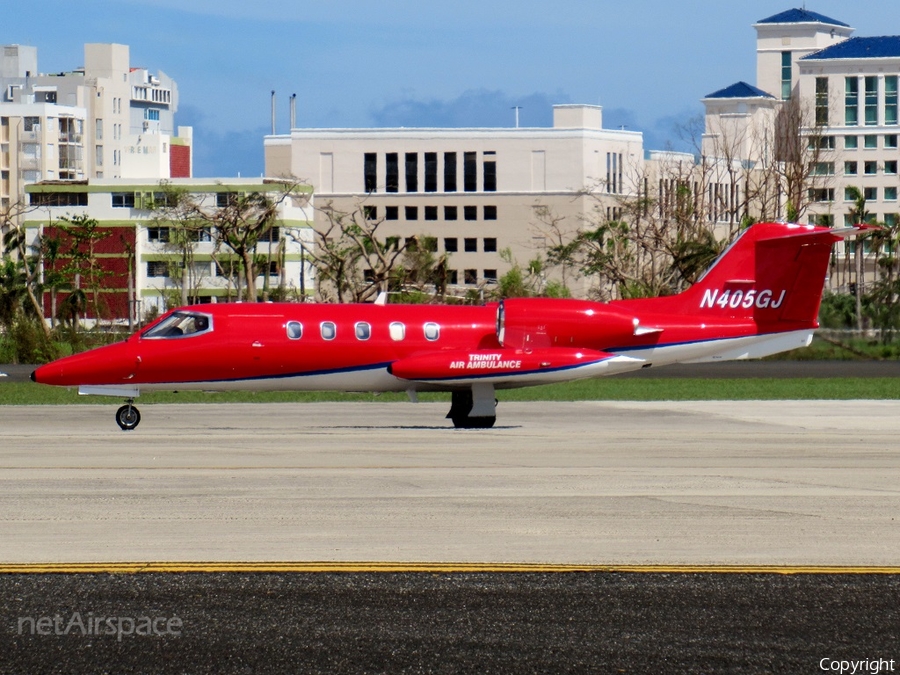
[{"x1": 609, "y1": 330, "x2": 815, "y2": 365}]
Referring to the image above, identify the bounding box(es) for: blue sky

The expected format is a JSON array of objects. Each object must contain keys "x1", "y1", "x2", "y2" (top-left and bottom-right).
[{"x1": 6, "y1": 1, "x2": 899, "y2": 177}]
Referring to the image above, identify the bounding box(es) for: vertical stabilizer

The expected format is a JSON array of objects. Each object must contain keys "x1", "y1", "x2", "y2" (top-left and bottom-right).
[{"x1": 621, "y1": 222, "x2": 863, "y2": 329}]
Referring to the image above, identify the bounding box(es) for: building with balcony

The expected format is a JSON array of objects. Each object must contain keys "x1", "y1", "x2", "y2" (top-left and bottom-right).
[
  {"x1": 1, "y1": 43, "x2": 192, "y2": 238},
  {"x1": 703, "y1": 8, "x2": 900, "y2": 292},
  {"x1": 23, "y1": 178, "x2": 314, "y2": 324}
]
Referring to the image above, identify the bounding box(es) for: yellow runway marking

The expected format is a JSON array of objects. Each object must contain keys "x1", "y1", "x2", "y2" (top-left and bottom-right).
[{"x1": 1, "y1": 562, "x2": 900, "y2": 575}]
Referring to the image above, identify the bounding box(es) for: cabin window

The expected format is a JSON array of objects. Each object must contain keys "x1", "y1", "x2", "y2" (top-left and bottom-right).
[
  {"x1": 320, "y1": 322, "x2": 336, "y2": 340},
  {"x1": 286, "y1": 321, "x2": 303, "y2": 340},
  {"x1": 424, "y1": 322, "x2": 440, "y2": 341},
  {"x1": 355, "y1": 322, "x2": 371, "y2": 340},
  {"x1": 389, "y1": 322, "x2": 406, "y2": 341},
  {"x1": 143, "y1": 311, "x2": 212, "y2": 339}
]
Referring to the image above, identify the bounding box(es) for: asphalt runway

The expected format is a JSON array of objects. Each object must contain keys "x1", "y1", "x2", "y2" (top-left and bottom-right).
[
  {"x1": 2, "y1": 571, "x2": 898, "y2": 674},
  {"x1": 2, "y1": 397, "x2": 900, "y2": 672}
]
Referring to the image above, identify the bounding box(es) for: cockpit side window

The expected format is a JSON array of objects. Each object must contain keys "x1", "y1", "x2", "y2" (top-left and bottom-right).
[{"x1": 142, "y1": 311, "x2": 213, "y2": 339}]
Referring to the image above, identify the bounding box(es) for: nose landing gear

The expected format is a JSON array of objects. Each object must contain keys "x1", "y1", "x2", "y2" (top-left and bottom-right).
[{"x1": 116, "y1": 400, "x2": 141, "y2": 431}]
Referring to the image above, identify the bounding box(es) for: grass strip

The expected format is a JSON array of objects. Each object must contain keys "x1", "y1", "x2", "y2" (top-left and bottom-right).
[{"x1": 1, "y1": 377, "x2": 898, "y2": 406}]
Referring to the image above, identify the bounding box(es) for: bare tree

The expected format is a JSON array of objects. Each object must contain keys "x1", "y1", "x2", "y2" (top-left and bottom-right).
[
  {"x1": 150, "y1": 179, "x2": 305, "y2": 303},
  {"x1": 298, "y1": 199, "x2": 441, "y2": 303},
  {"x1": 773, "y1": 95, "x2": 829, "y2": 223}
]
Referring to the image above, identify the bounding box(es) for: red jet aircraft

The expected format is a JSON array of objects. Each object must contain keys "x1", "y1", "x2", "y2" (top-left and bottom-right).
[{"x1": 33, "y1": 222, "x2": 865, "y2": 430}]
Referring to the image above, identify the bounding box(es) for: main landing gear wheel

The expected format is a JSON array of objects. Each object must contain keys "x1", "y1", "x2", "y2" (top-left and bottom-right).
[
  {"x1": 116, "y1": 402, "x2": 141, "y2": 431},
  {"x1": 447, "y1": 388, "x2": 497, "y2": 429}
]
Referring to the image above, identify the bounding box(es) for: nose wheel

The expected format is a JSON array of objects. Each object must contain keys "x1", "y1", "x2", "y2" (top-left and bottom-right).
[{"x1": 116, "y1": 401, "x2": 141, "y2": 431}]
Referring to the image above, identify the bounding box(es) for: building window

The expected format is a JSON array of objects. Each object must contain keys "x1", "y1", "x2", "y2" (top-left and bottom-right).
[
  {"x1": 29, "y1": 191, "x2": 87, "y2": 207},
  {"x1": 405, "y1": 206, "x2": 418, "y2": 220},
  {"x1": 95, "y1": 145, "x2": 103, "y2": 166},
  {"x1": 865, "y1": 187, "x2": 878, "y2": 201},
  {"x1": 424, "y1": 152, "x2": 437, "y2": 192},
  {"x1": 464, "y1": 205, "x2": 477, "y2": 220},
  {"x1": 484, "y1": 205, "x2": 497, "y2": 220},
  {"x1": 483, "y1": 269, "x2": 497, "y2": 282},
  {"x1": 386, "y1": 153, "x2": 398, "y2": 192},
  {"x1": 845, "y1": 135, "x2": 858, "y2": 149},
  {"x1": 887, "y1": 76, "x2": 898, "y2": 125},
  {"x1": 148, "y1": 226, "x2": 170, "y2": 242},
  {"x1": 364, "y1": 152, "x2": 377, "y2": 193},
  {"x1": 845, "y1": 77, "x2": 859, "y2": 126},
  {"x1": 364, "y1": 205, "x2": 377, "y2": 220},
  {"x1": 781, "y1": 51, "x2": 792, "y2": 100},
  {"x1": 809, "y1": 136, "x2": 835, "y2": 150},
  {"x1": 444, "y1": 152, "x2": 457, "y2": 192},
  {"x1": 606, "y1": 152, "x2": 623, "y2": 194},
  {"x1": 112, "y1": 192, "x2": 135, "y2": 208},
  {"x1": 216, "y1": 192, "x2": 238, "y2": 207},
  {"x1": 886, "y1": 134, "x2": 898, "y2": 149},
  {"x1": 483, "y1": 155, "x2": 496, "y2": 192},
  {"x1": 464, "y1": 269, "x2": 477, "y2": 285},
  {"x1": 886, "y1": 187, "x2": 898, "y2": 201},
  {"x1": 147, "y1": 261, "x2": 168, "y2": 278},
  {"x1": 95, "y1": 119, "x2": 103, "y2": 141},
  {"x1": 444, "y1": 238, "x2": 458, "y2": 252},
  {"x1": 844, "y1": 161, "x2": 858, "y2": 175},
  {"x1": 385, "y1": 205, "x2": 399, "y2": 220},
  {"x1": 464, "y1": 238, "x2": 477, "y2": 252},
  {"x1": 320, "y1": 322, "x2": 336, "y2": 340},
  {"x1": 422, "y1": 205, "x2": 437, "y2": 221},
  {"x1": 444, "y1": 205, "x2": 458, "y2": 220},
  {"x1": 445, "y1": 269, "x2": 458, "y2": 285},
  {"x1": 483, "y1": 237, "x2": 497, "y2": 253},
  {"x1": 865, "y1": 76, "x2": 879, "y2": 126},
  {"x1": 809, "y1": 188, "x2": 834, "y2": 202},
  {"x1": 405, "y1": 152, "x2": 418, "y2": 192},
  {"x1": 144, "y1": 108, "x2": 160, "y2": 121},
  {"x1": 865, "y1": 135, "x2": 878, "y2": 149},
  {"x1": 885, "y1": 160, "x2": 898, "y2": 175},
  {"x1": 464, "y1": 151, "x2": 477, "y2": 192},
  {"x1": 865, "y1": 161, "x2": 878, "y2": 175},
  {"x1": 815, "y1": 77, "x2": 829, "y2": 126}
]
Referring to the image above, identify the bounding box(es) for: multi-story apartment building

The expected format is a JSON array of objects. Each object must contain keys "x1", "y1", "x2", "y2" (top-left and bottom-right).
[
  {"x1": 265, "y1": 104, "x2": 644, "y2": 296},
  {"x1": 1, "y1": 43, "x2": 192, "y2": 235},
  {"x1": 24, "y1": 178, "x2": 314, "y2": 324},
  {"x1": 703, "y1": 8, "x2": 900, "y2": 290}
]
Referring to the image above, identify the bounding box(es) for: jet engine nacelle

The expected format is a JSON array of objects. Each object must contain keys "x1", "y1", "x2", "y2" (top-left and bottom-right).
[{"x1": 497, "y1": 298, "x2": 639, "y2": 351}]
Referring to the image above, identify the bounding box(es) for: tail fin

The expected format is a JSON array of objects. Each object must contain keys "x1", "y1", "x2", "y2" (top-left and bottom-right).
[{"x1": 637, "y1": 222, "x2": 864, "y2": 327}]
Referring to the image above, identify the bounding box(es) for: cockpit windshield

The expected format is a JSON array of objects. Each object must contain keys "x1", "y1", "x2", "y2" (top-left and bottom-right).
[{"x1": 142, "y1": 311, "x2": 212, "y2": 339}]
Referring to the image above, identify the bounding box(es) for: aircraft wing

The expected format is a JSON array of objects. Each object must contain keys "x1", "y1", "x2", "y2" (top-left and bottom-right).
[{"x1": 388, "y1": 348, "x2": 646, "y2": 387}]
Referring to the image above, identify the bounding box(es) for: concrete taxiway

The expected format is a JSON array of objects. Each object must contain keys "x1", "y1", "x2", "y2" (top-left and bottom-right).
[{"x1": 1, "y1": 400, "x2": 899, "y2": 565}]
